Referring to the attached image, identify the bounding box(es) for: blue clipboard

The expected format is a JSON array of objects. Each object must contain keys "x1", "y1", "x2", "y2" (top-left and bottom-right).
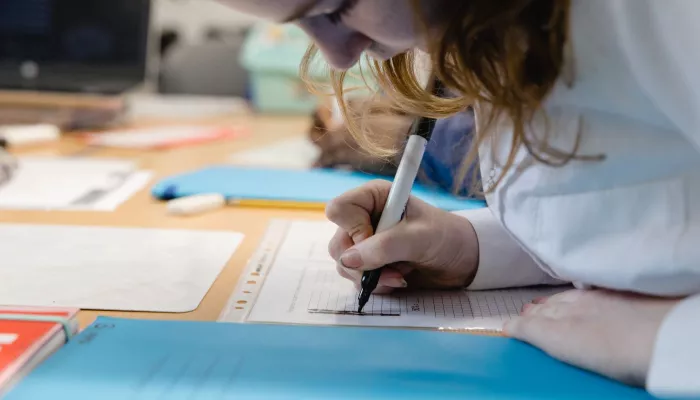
[
  {"x1": 6, "y1": 317, "x2": 654, "y2": 399},
  {"x1": 151, "y1": 166, "x2": 485, "y2": 212}
]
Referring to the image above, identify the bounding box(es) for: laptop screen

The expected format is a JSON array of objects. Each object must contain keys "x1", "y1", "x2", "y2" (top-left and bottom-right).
[{"x1": 0, "y1": 0, "x2": 151, "y2": 93}]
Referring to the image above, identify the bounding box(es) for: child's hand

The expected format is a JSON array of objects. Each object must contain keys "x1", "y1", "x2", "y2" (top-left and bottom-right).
[
  {"x1": 310, "y1": 121, "x2": 398, "y2": 175},
  {"x1": 308, "y1": 100, "x2": 411, "y2": 176},
  {"x1": 504, "y1": 290, "x2": 679, "y2": 387},
  {"x1": 325, "y1": 180, "x2": 479, "y2": 293}
]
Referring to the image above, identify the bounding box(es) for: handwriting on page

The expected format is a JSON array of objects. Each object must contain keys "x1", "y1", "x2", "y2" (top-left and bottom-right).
[{"x1": 305, "y1": 268, "x2": 538, "y2": 319}]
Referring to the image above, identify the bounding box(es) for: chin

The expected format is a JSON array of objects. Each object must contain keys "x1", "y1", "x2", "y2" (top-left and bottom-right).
[{"x1": 366, "y1": 46, "x2": 408, "y2": 62}]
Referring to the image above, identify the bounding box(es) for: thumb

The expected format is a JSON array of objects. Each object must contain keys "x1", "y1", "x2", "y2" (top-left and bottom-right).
[
  {"x1": 504, "y1": 316, "x2": 556, "y2": 344},
  {"x1": 339, "y1": 224, "x2": 423, "y2": 271},
  {"x1": 325, "y1": 180, "x2": 392, "y2": 243},
  {"x1": 504, "y1": 316, "x2": 573, "y2": 364}
]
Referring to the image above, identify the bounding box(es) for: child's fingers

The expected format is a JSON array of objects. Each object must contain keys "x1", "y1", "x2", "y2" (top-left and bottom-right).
[
  {"x1": 378, "y1": 267, "x2": 408, "y2": 288},
  {"x1": 328, "y1": 228, "x2": 354, "y2": 261},
  {"x1": 338, "y1": 263, "x2": 406, "y2": 290},
  {"x1": 336, "y1": 261, "x2": 362, "y2": 282}
]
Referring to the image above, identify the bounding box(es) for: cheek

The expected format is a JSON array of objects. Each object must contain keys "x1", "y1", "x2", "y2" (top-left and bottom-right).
[
  {"x1": 346, "y1": 1, "x2": 418, "y2": 48},
  {"x1": 216, "y1": 0, "x2": 306, "y2": 21},
  {"x1": 297, "y1": 20, "x2": 372, "y2": 70}
]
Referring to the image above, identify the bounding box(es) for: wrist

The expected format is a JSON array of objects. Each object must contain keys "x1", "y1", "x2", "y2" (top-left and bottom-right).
[{"x1": 443, "y1": 211, "x2": 479, "y2": 287}]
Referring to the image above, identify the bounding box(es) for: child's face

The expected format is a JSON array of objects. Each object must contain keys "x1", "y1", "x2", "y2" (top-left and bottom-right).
[{"x1": 219, "y1": 0, "x2": 440, "y2": 70}]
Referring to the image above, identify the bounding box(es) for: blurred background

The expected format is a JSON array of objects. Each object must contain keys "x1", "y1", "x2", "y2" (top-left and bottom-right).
[
  {"x1": 0, "y1": 0, "x2": 447, "y2": 215},
  {"x1": 0, "y1": 0, "x2": 335, "y2": 127},
  {"x1": 0, "y1": 0, "x2": 335, "y2": 211}
]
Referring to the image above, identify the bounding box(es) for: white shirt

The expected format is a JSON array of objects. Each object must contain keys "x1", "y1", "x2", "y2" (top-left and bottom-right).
[{"x1": 454, "y1": 0, "x2": 700, "y2": 397}]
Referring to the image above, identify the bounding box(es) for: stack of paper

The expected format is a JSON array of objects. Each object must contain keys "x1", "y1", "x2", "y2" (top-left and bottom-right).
[
  {"x1": 0, "y1": 157, "x2": 152, "y2": 211},
  {"x1": 0, "y1": 306, "x2": 79, "y2": 397}
]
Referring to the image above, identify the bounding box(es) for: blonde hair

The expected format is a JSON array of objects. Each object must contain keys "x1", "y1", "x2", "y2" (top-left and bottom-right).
[{"x1": 302, "y1": 0, "x2": 590, "y2": 193}]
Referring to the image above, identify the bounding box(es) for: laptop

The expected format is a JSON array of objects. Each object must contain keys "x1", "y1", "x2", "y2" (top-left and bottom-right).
[{"x1": 0, "y1": 0, "x2": 151, "y2": 95}]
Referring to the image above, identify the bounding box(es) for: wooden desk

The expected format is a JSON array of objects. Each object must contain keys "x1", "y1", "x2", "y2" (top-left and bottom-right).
[{"x1": 0, "y1": 114, "x2": 325, "y2": 328}]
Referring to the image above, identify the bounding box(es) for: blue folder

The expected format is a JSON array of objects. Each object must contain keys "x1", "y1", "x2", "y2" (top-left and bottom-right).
[
  {"x1": 7, "y1": 317, "x2": 653, "y2": 399},
  {"x1": 151, "y1": 166, "x2": 485, "y2": 212}
]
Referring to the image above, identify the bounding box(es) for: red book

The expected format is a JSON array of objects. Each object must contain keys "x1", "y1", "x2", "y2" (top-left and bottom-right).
[{"x1": 0, "y1": 307, "x2": 79, "y2": 396}]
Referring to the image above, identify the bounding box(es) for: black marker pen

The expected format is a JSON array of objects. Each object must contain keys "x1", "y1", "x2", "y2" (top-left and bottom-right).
[{"x1": 357, "y1": 112, "x2": 438, "y2": 313}]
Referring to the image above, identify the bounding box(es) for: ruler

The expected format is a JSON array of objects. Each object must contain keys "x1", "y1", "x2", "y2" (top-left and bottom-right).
[{"x1": 218, "y1": 220, "x2": 291, "y2": 322}]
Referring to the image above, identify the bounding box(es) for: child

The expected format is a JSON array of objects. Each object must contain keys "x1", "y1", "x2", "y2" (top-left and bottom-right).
[
  {"x1": 222, "y1": 1, "x2": 700, "y2": 394},
  {"x1": 309, "y1": 97, "x2": 481, "y2": 197}
]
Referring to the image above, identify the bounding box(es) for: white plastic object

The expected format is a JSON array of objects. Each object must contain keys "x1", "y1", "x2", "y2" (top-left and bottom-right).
[
  {"x1": 0, "y1": 124, "x2": 60, "y2": 146},
  {"x1": 166, "y1": 193, "x2": 226, "y2": 216}
]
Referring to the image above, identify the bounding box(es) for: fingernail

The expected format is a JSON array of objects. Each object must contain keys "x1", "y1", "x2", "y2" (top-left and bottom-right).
[
  {"x1": 532, "y1": 297, "x2": 547, "y2": 304},
  {"x1": 352, "y1": 231, "x2": 370, "y2": 243},
  {"x1": 340, "y1": 249, "x2": 363, "y2": 269},
  {"x1": 380, "y1": 277, "x2": 408, "y2": 288}
]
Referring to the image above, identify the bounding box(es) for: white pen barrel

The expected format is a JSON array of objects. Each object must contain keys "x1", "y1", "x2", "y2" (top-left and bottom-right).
[{"x1": 375, "y1": 135, "x2": 427, "y2": 234}]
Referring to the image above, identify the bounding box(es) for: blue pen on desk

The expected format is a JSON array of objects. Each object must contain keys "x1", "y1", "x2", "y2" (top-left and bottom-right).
[{"x1": 357, "y1": 114, "x2": 437, "y2": 312}]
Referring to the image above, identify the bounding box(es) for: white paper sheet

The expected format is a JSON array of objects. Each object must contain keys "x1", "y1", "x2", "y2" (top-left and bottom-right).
[
  {"x1": 0, "y1": 157, "x2": 152, "y2": 211},
  {"x1": 235, "y1": 220, "x2": 569, "y2": 331},
  {"x1": 87, "y1": 126, "x2": 237, "y2": 149},
  {"x1": 0, "y1": 224, "x2": 244, "y2": 312},
  {"x1": 229, "y1": 137, "x2": 319, "y2": 169},
  {"x1": 126, "y1": 94, "x2": 250, "y2": 121}
]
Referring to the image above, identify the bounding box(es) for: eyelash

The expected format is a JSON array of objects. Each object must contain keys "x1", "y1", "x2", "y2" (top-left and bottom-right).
[{"x1": 326, "y1": 0, "x2": 359, "y2": 25}]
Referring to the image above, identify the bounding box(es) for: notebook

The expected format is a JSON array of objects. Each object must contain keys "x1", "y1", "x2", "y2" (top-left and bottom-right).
[
  {"x1": 0, "y1": 307, "x2": 79, "y2": 397},
  {"x1": 151, "y1": 166, "x2": 485, "y2": 211},
  {"x1": 6, "y1": 317, "x2": 653, "y2": 399}
]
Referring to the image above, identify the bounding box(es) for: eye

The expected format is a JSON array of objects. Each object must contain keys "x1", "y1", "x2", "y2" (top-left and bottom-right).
[{"x1": 326, "y1": 0, "x2": 359, "y2": 25}]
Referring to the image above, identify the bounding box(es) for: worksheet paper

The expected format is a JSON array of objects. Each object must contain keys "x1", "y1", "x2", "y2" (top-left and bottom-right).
[
  {"x1": 229, "y1": 137, "x2": 319, "y2": 170},
  {"x1": 0, "y1": 224, "x2": 244, "y2": 312},
  {"x1": 0, "y1": 157, "x2": 152, "y2": 211},
  {"x1": 86, "y1": 125, "x2": 241, "y2": 149},
  {"x1": 223, "y1": 220, "x2": 568, "y2": 331}
]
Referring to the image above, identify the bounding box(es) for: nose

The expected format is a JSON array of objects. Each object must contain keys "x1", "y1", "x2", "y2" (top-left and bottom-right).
[{"x1": 298, "y1": 21, "x2": 372, "y2": 70}]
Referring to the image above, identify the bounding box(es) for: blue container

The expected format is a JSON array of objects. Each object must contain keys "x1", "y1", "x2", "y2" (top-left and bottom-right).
[{"x1": 240, "y1": 23, "x2": 371, "y2": 114}]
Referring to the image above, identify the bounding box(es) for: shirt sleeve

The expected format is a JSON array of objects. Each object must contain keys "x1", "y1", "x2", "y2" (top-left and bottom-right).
[
  {"x1": 647, "y1": 295, "x2": 700, "y2": 398},
  {"x1": 419, "y1": 111, "x2": 477, "y2": 196},
  {"x1": 614, "y1": 0, "x2": 700, "y2": 151},
  {"x1": 453, "y1": 207, "x2": 567, "y2": 290}
]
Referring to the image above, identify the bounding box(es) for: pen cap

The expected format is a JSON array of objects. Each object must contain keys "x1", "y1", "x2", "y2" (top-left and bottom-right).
[
  {"x1": 167, "y1": 193, "x2": 226, "y2": 216},
  {"x1": 412, "y1": 117, "x2": 436, "y2": 141},
  {"x1": 409, "y1": 76, "x2": 443, "y2": 141}
]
